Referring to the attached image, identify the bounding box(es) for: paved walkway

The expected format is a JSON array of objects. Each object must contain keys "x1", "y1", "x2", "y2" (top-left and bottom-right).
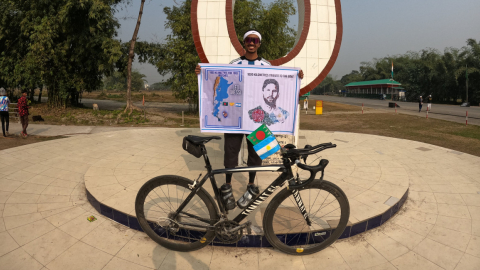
[{"x1": 1, "y1": 128, "x2": 480, "y2": 269}]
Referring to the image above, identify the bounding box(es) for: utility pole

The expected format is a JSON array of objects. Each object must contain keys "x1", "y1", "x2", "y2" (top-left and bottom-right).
[{"x1": 466, "y1": 65, "x2": 469, "y2": 103}]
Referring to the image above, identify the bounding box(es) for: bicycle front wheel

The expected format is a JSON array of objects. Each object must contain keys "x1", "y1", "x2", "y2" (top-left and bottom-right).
[
  {"x1": 263, "y1": 180, "x2": 350, "y2": 255},
  {"x1": 135, "y1": 175, "x2": 219, "y2": 252}
]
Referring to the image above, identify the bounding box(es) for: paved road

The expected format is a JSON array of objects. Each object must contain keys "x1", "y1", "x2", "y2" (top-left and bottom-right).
[{"x1": 310, "y1": 95, "x2": 480, "y2": 126}]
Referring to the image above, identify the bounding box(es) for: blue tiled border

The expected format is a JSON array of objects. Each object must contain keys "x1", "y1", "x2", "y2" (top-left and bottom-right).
[{"x1": 86, "y1": 188, "x2": 409, "y2": 247}]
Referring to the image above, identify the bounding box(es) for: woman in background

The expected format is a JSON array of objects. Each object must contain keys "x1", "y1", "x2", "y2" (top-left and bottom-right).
[{"x1": 0, "y1": 88, "x2": 10, "y2": 137}]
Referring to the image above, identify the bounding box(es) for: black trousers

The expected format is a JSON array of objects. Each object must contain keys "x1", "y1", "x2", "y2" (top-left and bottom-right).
[
  {"x1": 0, "y1": 111, "x2": 9, "y2": 136},
  {"x1": 224, "y1": 133, "x2": 262, "y2": 168}
]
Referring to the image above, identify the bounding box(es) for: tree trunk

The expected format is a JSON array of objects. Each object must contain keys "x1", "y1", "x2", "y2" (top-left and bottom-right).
[
  {"x1": 125, "y1": 0, "x2": 145, "y2": 114},
  {"x1": 29, "y1": 88, "x2": 34, "y2": 102},
  {"x1": 38, "y1": 88, "x2": 42, "y2": 103}
]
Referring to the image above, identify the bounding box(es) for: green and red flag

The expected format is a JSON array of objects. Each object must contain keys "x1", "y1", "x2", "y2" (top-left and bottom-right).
[{"x1": 247, "y1": 124, "x2": 280, "y2": 160}]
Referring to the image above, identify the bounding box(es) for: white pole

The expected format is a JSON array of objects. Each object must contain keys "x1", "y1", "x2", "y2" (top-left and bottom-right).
[{"x1": 295, "y1": 104, "x2": 300, "y2": 147}]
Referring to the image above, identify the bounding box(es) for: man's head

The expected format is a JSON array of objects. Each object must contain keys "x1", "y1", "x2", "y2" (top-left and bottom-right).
[
  {"x1": 0, "y1": 88, "x2": 5, "y2": 96},
  {"x1": 420, "y1": 96, "x2": 422, "y2": 98},
  {"x1": 243, "y1": 30, "x2": 261, "y2": 54},
  {"x1": 22, "y1": 90, "x2": 27, "y2": 97},
  {"x1": 262, "y1": 79, "x2": 279, "y2": 108}
]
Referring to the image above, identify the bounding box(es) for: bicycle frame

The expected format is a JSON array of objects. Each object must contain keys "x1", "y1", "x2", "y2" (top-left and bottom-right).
[{"x1": 172, "y1": 144, "x2": 313, "y2": 229}]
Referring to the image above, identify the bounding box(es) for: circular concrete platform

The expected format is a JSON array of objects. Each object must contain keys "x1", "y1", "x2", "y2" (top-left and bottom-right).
[
  {"x1": 82, "y1": 128, "x2": 415, "y2": 246},
  {"x1": 1, "y1": 127, "x2": 480, "y2": 269}
]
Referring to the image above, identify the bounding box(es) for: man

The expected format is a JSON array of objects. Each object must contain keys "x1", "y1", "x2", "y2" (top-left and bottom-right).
[
  {"x1": 418, "y1": 95, "x2": 423, "y2": 112},
  {"x1": 195, "y1": 30, "x2": 303, "y2": 210},
  {"x1": 17, "y1": 90, "x2": 29, "y2": 137},
  {"x1": 427, "y1": 95, "x2": 432, "y2": 111},
  {"x1": 248, "y1": 78, "x2": 289, "y2": 125}
]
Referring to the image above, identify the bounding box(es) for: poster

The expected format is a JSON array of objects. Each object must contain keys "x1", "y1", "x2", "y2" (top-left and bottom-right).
[{"x1": 198, "y1": 64, "x2": 300, "y2": 136}]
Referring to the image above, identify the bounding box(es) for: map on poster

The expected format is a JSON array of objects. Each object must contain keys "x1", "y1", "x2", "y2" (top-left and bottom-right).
[{"x1": 198, "y1": 64, "x2": 300, "y2": 136}]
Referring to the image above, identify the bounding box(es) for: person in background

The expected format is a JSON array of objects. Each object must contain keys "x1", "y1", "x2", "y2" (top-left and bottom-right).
[
  {"x1": 17, "y1": 90, "x2": 30, "y2": 137},
  {"x1": 427, "y1": 95, "x2": 432, "y2": 111},
  {"x1": 0, "y1": 88, "x2": 10, "y2": 137},
  {"x1": 418, "y1": 96, "x2": 423, "y2": 112}
]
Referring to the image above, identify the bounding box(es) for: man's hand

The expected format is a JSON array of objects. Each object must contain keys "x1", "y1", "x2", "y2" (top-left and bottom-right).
[
  {"x1": 299, "y1": 70, "x2": 304, "y2": 79},
  {"x1": 195, "y1": 64, "x2": 201, "y2": 75}
]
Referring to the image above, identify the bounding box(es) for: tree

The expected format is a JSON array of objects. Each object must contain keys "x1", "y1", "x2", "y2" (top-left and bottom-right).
[
  {"x1": 311, "y1": 75, "x2": 343, "y2": 95},
  {"x1": 233, "y1": 0, "x2": 296, "y2": 60},
  {"x1": 150, "y1": 82, "x2": 169, "y2": 91},
  {"x1": 103, "y1": 70, "x2": 146, "y2": 91},
  {"x1": 340, "y1": 70, "x2": 363, "y2": 85},
  {"x1": 0, "y1": 0, "x2": 124, "y2": 108},
  {"x1": 154, "y1": 0, "x2": 297, "y2": 112},
  {"x1": 337, "y1": 39, "x2": 480, "y2": 105},
  {"x1": 124, "y1": 0, "x2": 145, "y2": 113}
]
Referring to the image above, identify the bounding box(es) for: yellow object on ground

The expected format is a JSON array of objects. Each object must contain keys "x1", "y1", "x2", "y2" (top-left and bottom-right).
[{"x1": 316, "y1": 100, "x2": 323, "y2": 115}]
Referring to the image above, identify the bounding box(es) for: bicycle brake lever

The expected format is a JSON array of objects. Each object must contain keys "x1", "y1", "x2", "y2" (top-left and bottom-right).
[{"x1": 302, "y1": 145, "x2": 312, "y2": 163}]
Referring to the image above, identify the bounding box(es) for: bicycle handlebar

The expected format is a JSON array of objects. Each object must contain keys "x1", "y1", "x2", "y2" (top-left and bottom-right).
[
  {"x1": 283, "y1": 142, "x2": 336, "y2": 189},
  {"x1": 288, "y1": 159, "x2": 329, "y2": 189}
]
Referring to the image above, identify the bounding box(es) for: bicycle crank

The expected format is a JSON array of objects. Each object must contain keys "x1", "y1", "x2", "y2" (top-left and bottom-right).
[{"x1": 214, "y1": 221, "x2": 252, "y2": 244}]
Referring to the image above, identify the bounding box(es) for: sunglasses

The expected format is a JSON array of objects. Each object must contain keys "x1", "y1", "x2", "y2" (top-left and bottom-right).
[{"x1": 244, "y1": 37, "x2": 260, "y2": 45}]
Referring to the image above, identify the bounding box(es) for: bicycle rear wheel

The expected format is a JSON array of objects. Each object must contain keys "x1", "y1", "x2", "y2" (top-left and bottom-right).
[
  {"x1": 263, "y1": 180, "x2": 350, "y2": 255},
  {"x1": 135, "y1": 175, "x2": 219, "y2": 252}
]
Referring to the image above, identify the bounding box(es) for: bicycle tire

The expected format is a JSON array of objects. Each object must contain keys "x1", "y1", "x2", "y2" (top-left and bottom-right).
[
  {"x1": 135, "y1": 175, "x2": 219, "y2": 252},
  {"x1": 263, "y1": 180, "x2": 350, "y2": 255}
]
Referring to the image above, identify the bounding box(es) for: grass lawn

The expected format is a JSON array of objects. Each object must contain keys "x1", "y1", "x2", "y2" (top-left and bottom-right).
[
  {"x1": 0, "y1": 135, "x2": 65, "y2": 151},
  {"x1": 83, "y1": 90, "x2": 182, "y2": 103}
]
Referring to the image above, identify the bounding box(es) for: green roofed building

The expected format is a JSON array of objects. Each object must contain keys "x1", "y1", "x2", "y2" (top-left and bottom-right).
[{"x1": 345, "y1": 79, "x2": 405, "y2": 101}]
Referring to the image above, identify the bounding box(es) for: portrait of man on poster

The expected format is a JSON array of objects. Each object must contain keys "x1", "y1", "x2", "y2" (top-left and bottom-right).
[{"x1": 248, "y1": 78, "x2": 289, "y2": 126}]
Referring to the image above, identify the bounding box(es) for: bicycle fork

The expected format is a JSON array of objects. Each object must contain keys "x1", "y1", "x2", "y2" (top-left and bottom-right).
[{"x1": 291, "y1": 189, "x2": 312, "y2": 226}]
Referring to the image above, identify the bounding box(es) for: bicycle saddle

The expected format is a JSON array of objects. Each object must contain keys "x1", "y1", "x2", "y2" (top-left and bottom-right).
[{"x1": 185, "y1": 135, "x2": 221, "y2": 145}]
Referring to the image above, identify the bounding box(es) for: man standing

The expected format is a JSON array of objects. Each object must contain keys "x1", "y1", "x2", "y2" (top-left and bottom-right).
[
  {"x1": 195, "y1": 30, "x2": 303, "y2": 210},
  {"x1": 427, "y1": 95, "x2": 432, "y2": 111},
  {"x1": 17, "y1": 90, "x2": 29, "y2": 137},
  {"x1": 418, "y1": 96, "x2": 423, "y2": 112}
]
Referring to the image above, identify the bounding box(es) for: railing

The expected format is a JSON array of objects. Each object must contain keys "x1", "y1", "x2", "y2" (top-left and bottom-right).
[{"x1": 8, "y1": 103, "x2": 19, "y2": 122}]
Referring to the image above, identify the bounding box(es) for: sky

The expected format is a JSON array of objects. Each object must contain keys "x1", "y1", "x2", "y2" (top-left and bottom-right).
[{"x1": 115, "y1": 0, "x2": 480, "y2": 84}]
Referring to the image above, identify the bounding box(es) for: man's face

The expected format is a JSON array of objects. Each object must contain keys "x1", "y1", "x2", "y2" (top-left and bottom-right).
[
  {"x1": 22, "y1": 92, "x2": 27, "y2": 97},
  {"x1": 244, "y1": 34, "x2": 261, "y2": 53},
  {"x1": 263, "y1": 83, "x2": 279, "y2": 105}
]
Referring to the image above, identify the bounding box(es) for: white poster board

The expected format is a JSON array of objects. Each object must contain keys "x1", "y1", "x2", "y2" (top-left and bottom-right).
[{"x1": 198, "y1": 64, "x2": 300, "y2": 136}]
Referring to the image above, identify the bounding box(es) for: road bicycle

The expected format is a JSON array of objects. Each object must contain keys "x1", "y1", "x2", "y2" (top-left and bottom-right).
[{"x1": 135, "y1": 135, "x2": 350, "y2": 255}]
